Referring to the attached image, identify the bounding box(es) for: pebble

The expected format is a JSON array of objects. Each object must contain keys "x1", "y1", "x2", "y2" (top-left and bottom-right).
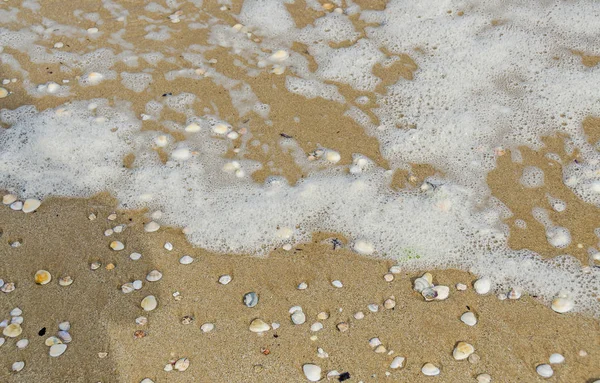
[
  {"x1": 200, "y1": 323, "x2": 215, "y2": 333},
  {"x1": 302, "y1": 364, "x2": 322, "y2": 382},
  {"x1": 146, "y1": 270, "x2": 163, "y2": 282},
  {"x1": 49, "y1": 343, "x2": 68, "y2": 357},
  {"x1": 2, "y1": 194, "x2": 17, "y2": 204},
  {"x1": 16, "y1": 339, "x2": 29, "y2": 349},
  {"x1": 22, "y1": 199, "x2": 41, "y2": 213},
  {"x1": 244, "y1": 292, "x2": 259, "y2": 308},
  {"x1": 141, "y1": 295, "x2": 158, "y2": 311},
  {"x1": 421, "y1": 363, "x2": 440, "y2": 376},
  {"x1": 110, "y1": 241, "x2": 124, "y2": 251},
  {"x1": 549, "y1": 353, "x2": 565, "y2": 364},
  {"x1": 130, "y1": 252, "x2": 142, "y2": 261},
  {"x1": 3, "y1": 324, "x2": 22, "y2": 338},
  {"x1": 477, "y1": 373, "x2": 492, "y2": 383},
  {"x1": 291, "y1": 310, "x2": 306, "y2": 325},
  {"x1": 390, "y1": 356, "x2": 405, "y2": 369},
  {"x1": 249, "y1": 319, "x2": 270, "y2": 333},
  {"x1": 536, "y1": 364, "x2": 553, "y2": 378},
  {"x1": 174, "y1": 358, "x2": 190, "y2": 372},
  {"x1": 461, "y1": 312, "x2": 478, "y2": 326},
  {"x1": 474, "y1": 277, "x2": 491, "y2": 294},
  {"x1": 144, "y1": 221, "x2": 160, "y2": 232},
  {"x1": 453, "y1": 342, "x2": 475, "y2": 360},
  {"x1": 59, "y1": 276, "x2": 74, "y2": 286},
  {"x1": 179, "y1": 255, "x2": 194, "y2": 265},
  {"x1": 331, "y1": 280, "x2": 343, "y2": 288},
  {"x1": 12, "y1": 361, "x2": 25, "y2": 372},
  {"x1": 218, "y1": 275, "x2": 232, "y2": 285}
]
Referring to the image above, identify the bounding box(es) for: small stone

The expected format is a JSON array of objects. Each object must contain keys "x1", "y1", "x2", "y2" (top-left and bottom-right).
[
  {"x1": 130, "y1": 252, "x2": 142, "y2": 260},
  {"x1": 110, "y1": 241, "x2": 124, "y2": 251},
  {"x1": 421, "y1": 363, "x2": 440, "y2": 376},
  {"x1": 22, "y1": 199, "x2": 41, "y2": 213},
  {"x1": 244, "y1": 292, "x2": 259, "y2": 308},
  {"x1": 331, "y1": 280, "x2": 343, "y2": 288},
  {"x1": 16, "y1": 339, "x2": 29, "y2": 349},
  {"x1": 383, "y1": 273, "x2": 394, "y2": 282},
  {"x1": 249, "y1": 319, "x2": 270, "y2": 333},
  {"x1": 461, "y1": 311, "x2": 477, "y2": 326},
  {"x1": 3, "y1": 323, "x2": 22, "y2": 337},
  {"x1": 336, "y1": 322, "x2": 349, "y2": 332},
  {"x1": 536, "y1": 364, "x2": 553, "y2": 378},
  {"x1": 59, "y1": 322, "x2": 70, "y2": 331},
  {"x1": 141, "y1": 295, "x2": 158, "y2": 311},
  {"x1": 477, "y1": 373, "x2": 492, "y2": 383},
  {"x1": 453, "y1": 341, "x2": 475, "y2": 360},
  {"x1": 291, "y1": 310, "x2": 306, "y2": 325},
  {"x1": 474, "y1": 277, "x2": 491, "y2": 294},
  {"x1": 174, "y1": 358, "x2": 190, "y2": 372},
  {"x1": 59, "y1": 276, "x2": 73, "y2": 286},
  {"x1": 218, "y1": 275, "x2": 232, "y2": 285},
  {"x1": 303, "y1": 364, "x2": 322, "y2": 382},
  {"x1": 201, "y1": 323, "x2": 215, "y2": 333},
  {"x1": 146, "y1": 270, "x2": 163, "y2": 282},
  {"x1": 549, "y1": 353, "x2": 565, "y2": 364},
  {"x1": 35, "y1": 270, "x2": 52, "y2": 285},
  {"x1": 144, "y1": 221, "x2": 160, "y2": 232},
  {"x1": 12, "y1": 361, "x2": 25, "y2": 372},
  {"x1": 390, "y1": 356, "x2": 405, "y2": 369},
  {"x1": 49, "y1": 343, "x2": 68, "y2": 357}
]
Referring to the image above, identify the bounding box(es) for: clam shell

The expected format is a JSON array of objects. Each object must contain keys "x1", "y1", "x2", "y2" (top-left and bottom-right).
[
  {"x1": 291, "y1": 310, "x2": 306, "y2": 325},
  {"x1": 110, "y1": 241, "x2": 124, "y2": 251},
  {"x1": 536, "y1": 364, "x2": 553, "y2": 378},
  {"x1": 12, "y1": 361, "x2": 25, "y2": 372},
  {"x1": 16, "y1": 339, "x2": 29, "y2": 349},
  {"x1": 22, "y1": 199, "x2": 41, "y2": 213},
  {"x1": 59, "y1": 276, "x2": 73, "y2": 286},
  {"x1": 421, "y1": 287, "x2": 438, "y2": 301},
  {"x1": 310, "y1": 322, "x2": 323, "y2": 332},
  {"x1": 421, "y1": 363, "x2": 440, "y2": 376},
  {"x1": 146, "y1": 270, "x2": 163, "y2": 282},
  {"x1": 413, "y1": 277, "x2": 432, "y2": 292},
  {"x1": 179, "y1": 255, "x2": 194, "y2": 265},
  {"x1": 218, "y1": 275, "x2": 232, "y2": 285},
  {"x1": 433, "y1": 285, "x2": 450, "y2": 301},
  {"x1": 453, "y1": 341, "x2": 475, "y2": 360},
  {"x1": 551, "y1": 297, "x2": 574, "y2": 313},
  {"x1": 390, "y1": 356, "x2": 406, "y2": 369},
  {"x1": 474, "y1": 277, "x2": 491, "y2": 295},
  {"x1": 200, "y1": 323, "x2": 215, "y2": 333},
  {"x1": 249, "y1": 318, "x2": 270, "y2": 333},
  {"x1": 133, "y1": 280, "x2": 143, "y2": 290},
  {"x1": 58, "y1": 331, "x2": 72, "y2": 343},
  {"x1": 144, "y1": 221, "x2": 160, "y2": 232},
  {"x1": 317, "y1": 312, "x2": 329, "y2": 320},
  {"x1": 11, "y1": 316, "x2": 23, "y2": 324},
  {"x1": 122, "y1": 283, "x2": 135, "y2": 294},
  {"x1": 174, "y1": 358, "x2": 190, "y2": 371},
  {"x1": 2, "y1": 194, "x2": 17, "y2": 205},
  {"x1": 1, "y1": 282, "x2": 15, "y2": 293},
  {"x1": 549, "y1": 353, "x2": 564, "y2": 364},
  {"x1": 35, "y1": 270, "x2": 52, "y2": 285},
  {"x1": 141, "y1": 295, "x2": 158, "y2": 311},
  {"x1": 49, "y1": 343, "x2": 68, "y2": 357},
  {"x1": 477, "y1": 374, "x2": 492, "y2": 383},
  {"x1": 140, "y1": 379, "x2": 155, "y2": 383},
  {"x1": 302, "y1": 364, "x2": 322, "y2": 382},
  {"x1": 384, "y1": 298, "x2": 396, "y2": 309},
  {"x1": 460, "y1": 311, "x2": 477, "y2": 326},
  {"x1": 59, "y1": 322, "x2": 71, "y2": 331},
  {"x1": 10, "y1": 308, "x2": 22, "y2": 316},
  {"x1": 45, "y1": 336, "x2": 62, "y2": 346},
  {"x1": 243, "y1": 292, "x2": 259, "y2": 308},
  {"x1": 3, "y1": 323, "x2": 22, "y2": 338}
]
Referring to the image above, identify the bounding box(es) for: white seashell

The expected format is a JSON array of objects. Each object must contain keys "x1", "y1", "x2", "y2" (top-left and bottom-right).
[
  {"x1": 497, "y1": 293, "x2": 507, "y2": 301},
  {"x1": 327, "y1": 370, "x2": 341, "y2": 378},
  {"x1": 413, "y1": 277, "x2": 432, "y2": 292},
  {"x1": 164, "y1": 242, "x2": 173, "y2": 251},
  {"x1": 175, "y1": 358, "x2": 190, "y2": 371},
  {"x1": 136, "y1": 316, "x2": 147, "y2": 325},
  {"x1": 35, "y1": 270, "x2": 52, "y2": 285},
  {"x1": 536, "y1": 364, "x2": 553, "y2": 378},
  {"x1": 22, "y1": 199, "x2": 41, "y2": 213},
  {"x1": 11, "y1": 316, "x2": 23, "y2": 324},
  {"x1": 551, "y1": 296, "x2": 574, "y2": 313},
  {"x1": 185, "y1": 123, "x2": 201, "y2": 133},
  {"x1": 130, "y1": 252, "x2": 142, "y2": 261},
  {"x1": 12, "y1": 361, "x2": 25, "y2": 372},
  {"x1": 3, "y1": 194, "x2": 17, "y2": 205},
  {"x1": 310, "y1": 322, "x2": 323, "y2": 332},
  {"x1": 461, "y1": 311, "x2": 477, "y2": 326},
  {"x1": 383, "y1": 273, "x2": 394, "y2": 282},
  {"x1": 212, "y1": 123, "x2": 229, "y2": 134},
  {"x1": 433, "y1": 285, "x2": 450, "y2": 300},
  {"x1": 179, "y1": 255, "x2": 194, "y2": 265},
  {"x1": 122, "y1": 283, "x2": 135, "y2": 294},
  {"x1": 3, "y1": 323, "x2": 22, "y2": 337},
  {"x1": 244, "y1": 292, "x2": 259, "y2": 307},
  {"x1": 474, "y1": 277, "x2": 491, "y2": 295},
  {"x1": 107, "y1": 213, "x2": 117, "y2": 221},
  {"x1": 389, "y1": 265, "x2": 401, "y2": 274},
  {"x1": 172, "y1": 148, "x2": 191, "y2": 161},
  {"x1": 272, "y1": 323, "x2": 280, "y2": 330},
  {"x1": 164, "y1": 363, "x2": 173, "y2": 372},
  {"x1": 45, "y1": 336, "x2": 62, "y2": 346},
  {"x1": 218, "y1": 275, "x2": 232, "y2": 285},
  {"x1": 508, "y1": 287, "x2": 522, "y2": 300},
  {"x1": 1, "y1": 282, "x2": 15, "y2": 293},
  {"x1": 369, "y1": 338, "x2": 382, "y2": 348},
  {"x1": 144, "y1": 221, "x2": 160, "y2": 232},
  {"x1": 303, "y1": 364, "x2": 322, "y2": 382},
  {"x1": 201, "y1": 323, "x2": 215, "y2": 333},
  {"x1": 141, "y1": 295, "x2": 158, "y2": 311},
  {"x1": 317, "y1": 347, "x2": 328, "y2": 358},
  {"x1": 297, "y1": 282, "x2": 308, "y2": 290},
  {"x1": 291, "y1": 310, "x2": 306, "y2": 325},
  {"x1": 325, "y1": 150, "x2": 341, "y2": 163},
  {"x1": 421, "y1": 287, "x2": 438, "y2": 301},
  {"x1": 49, "y1": 343, "x2": 68, "y2": 357},
  {"x1": 354, "y1": 311, "x2": 364, "y2": 320},
  {"x1": 456, "y1": 283, "x2": 467, "y2": 291},
  {"x1": 421, "y1": 363, "x2": 440, "y2": 376},
  {"x1": 384, "y1": 298, "x2": 396, "y2": 309},
  {"x1": 16, "y1": 339, "x2": 29, "y2": 349},
  {"x1": 390, "y1": 356, "x2": 406, "y2": 369},
  {"x1": 368, "y1": 304, "x2": 379, "y2": 312},
  {"x1": 146, "y1": 270, "x2": 163, "y2": 282},
  {"x1": 58, "y1": 331, "x2": 72, "y2": 343},
  {"x1": 249, "y1": 318, "x2": 270, "y2": 333},
  {"x1": 374, "y1": 345, "x2": 387, "y2": 353},
  {"x1": 353, "y1": 240, "x2": 374, "y2": 255},
  {"x1": 110, "y1": 241, "x2": 124, "y2": 251},
  {"x1": 10, "y1": 308, "x2": 22, "y2": 316},
  {"x1": 113, "y1": 225, "x2": 124, "y2": 234},
  {"x1": 59, "y1": 276, "x2": 73, "y2": 286},
  {"x1": 140, "y1": 379, "x2": 155, "y2": 383},
  {"x1": 269, "y1": 50, "x2": 289, "y2": 62},
  {"x1": 453, "y1": 342, "x2": 475, "y2": 360},
  {"x1": 317, "y1": 312, "x2": 329, "y2": 320},
  {"x1": 331, "y1": 280, "x2": 343, "y2": 288},
  {"x1": 10, "y1": 201, "x2": 23, "y2": 210},
  {"x1": 549, "y1": 353, "x2": 564, "y2": 364},
  {"x1": 476, "y1": 373, "x2": 492, "y2": 383},
  {"x1": 59, "y1": 322, "x2": 70, "y2": 331}
]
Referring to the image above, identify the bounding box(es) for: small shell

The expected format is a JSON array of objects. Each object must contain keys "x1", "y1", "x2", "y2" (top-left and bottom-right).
[
  {"x1": 122, "y1": 283, "x2": 135, "y2": 294},
  {"x1": 144, "y1": 221, "x2": 160, "y2": 232},
  {"x1": 374, "y1": 344, "x2": 387, "y2": 353},
  {"x1": 421, "y1": 287, "x2": 438, "y2": 301},
  {"x1": 130, "y1": 252, "x2": 142, "y2": 261},
  {"x1": 45, "y1": 336, "x2": 62, "y2": 346},
  {"x1": 433, "y1": 285, "x2": 450, "y2": 300},
  {"x1": 110, "y1": 241, "x2": 124, "y2": 251},
  {"x1": 16, "y1": 339, "x2": 29, "y2": 349},
  {"x1": 291, "y1": 310, "x2": 306, "y2": 325},
  {"x1": 141, "y1": 295, "x2": 158, "y2": 311},
  {"x1": 453, "y1": 342, "x2": 475, "y2": 360},
  {"x1": 536, "y1": 364, "x2": 553, "y2": 378},
  {"x1": 508, "y1": 287, "x2": 522, "y2": 300},
  {"x1": 12, "y1": 361, "x2": 25, "y2": 372},
  {"x1": 413, "y1": 277, "x2": 432, "y2": 292},
  {"x1": 90, "y1": 261, "x2": 101, "y2": 270},
  {"x1": 383, "y1": 273, "x2": 394, "y2": 282},
  {"x1": 35, "y1": 270, "x2": 52, "y2": 285},
  {"x1": 218, "y1": 275, "x2": 232, "y2": 285},
  {"x1": 460, "y1": 311, "x2": 478, "y2": 326},
  {"x1": 11, "y1": 316, "x2": 23, "y2": 324},
  {"x1": 477, "y1": 373, "x2": 492, "y2": 383},
  {"x1": 369, "y1": 337, "x2": 381, "y2": 348},
  {"x1": 136, "y1": 317, "x2": 148, "y2": 325},
  {"x1": 243, "y1": 292, "x2": 259, "y2": 308},
  {"x1": 10, "y1": 308, "x2": 22, "y2": 316},
  {"x1": 474, "y1": 277, "x2": 491, "y2": 295},
  {"x1": 331, "y1": 280, "x2": 343, "y2": 288},
  {"x1": 389, "y1": 265, "x2": 401, "y2": 274},
  {"x1": 22, "y1": 199, "x2": 41, "y2": 213},
  {"x1": 303, "y1": 364, "x2": 322, "y2": 382},
  {"x1": 146, "y1": 270, "x2": 163, "y2": 282},
  {"x1": 200, "y1": 323, "x2": 215, "y2": 333},
  {"x1": 59, "y1": 321, "x2": 70, "y2": 331},
  {"x1": 2, "y1": 194, "x2": 17, "y2": 205},
  {"x1": 297, "y1": 282, "x2": 308, "y2": 290},
  {"x1": 3, "y1": 323, "x2": 22, "y2": 338},
  {"x1": 58, "y1": 331, "x2": 72, "y2": 343},
  {"x1": 317, "y1": 312, "x2": 329, "y2": 320},
  {"x1": 384, "y1": 298, "x2": 396, "y2": 309},
  {"x1": 390, "y1": 356, "x2": 406, "y2": 369},
  {"x1": 368, "y1": 304, "x2": 379, "y2": 312},
  {"x1": 179, "y1": 255, "x2": 194, "y2": 265},
  {"x1": 174, "y1": 358, "x2": 190, "y2": 371},
  {"x1": 354, "y1": 311, "x2": 365, "y2": 320},
  {"x1": 310, "y1": 322, "x2": 323, "y2": 332},
  {"x1": 421, "y1": 363, "x2": 440, "y2": 376},
  {"x1": 551, "y1": 296, "x2": 574, "y2": 313},
  {"x1": 1, "y1": 282, "x2": 15, "y2": 293},
  {"x1": 249, "y1": 318, "x2": 270, "y2": 333},
  {"x1": 336, "y1": 322, "x2": 349, "y2": 332},
  {"x1": 10, "y1": 201, "x2": 23, "y2": 210},
  {"x1": 49, "y1": 343, "x2": 68, "y2": 357},
  {"x1": 59, "y1": 276, "x2": 73, "y2": 286},
  {"x1": 549, "y1": 353, "x2": 565, "y2": 364},
  {"x1": 133, "y1": 280, "x2": 143, "y2": 290}
]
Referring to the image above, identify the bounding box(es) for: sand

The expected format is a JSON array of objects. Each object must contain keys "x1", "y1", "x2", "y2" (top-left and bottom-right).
[{"x1": 1, "y1": 0, "x2": 599, "y2": 382}]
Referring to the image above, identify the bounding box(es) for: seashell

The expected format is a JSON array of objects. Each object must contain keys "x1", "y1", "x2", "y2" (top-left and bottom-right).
[
  {"x1": 477, "y1": 373, "x2": 492, "y2": 383},
  {"x1": 22, "y1": 199, "x2": 41, "y2": 213},
  {"x1": 297, "y1": 282, "x2": 308, "y2": 290},
  {"x1": 317, "y1": 347, "x2": 328, "y2": 358},
  {"x1": 90, "y1": 261, "x2": 101, "y2": 270},
  {"x1": 317, "y1": 312, "x2": 329, "y2": 320},
  {"x1": 49, "y1": 343, "x2": 67, "y2": 357},
  {"x1": 179, "y1": 255, "x2": 194, "y2": 265},
  {"x1": 185, "y1": 122, "x2": 201, "y2": 133},
  {"x1": 3, "y1": 323, "x2": 22, "y2": 337},
  {"x1": 59, "y1": 276, "x2": 73, "y2": 286},
  {"x1": 368, "y1": 304, "x2": 379, "y2": 312},
  {"x1": 421, "y1": 287, "x2": 438, "y2": 301},
  {"x1": 433, "y1": 285, "x2": 450, "y2": 300},
  {"x1": 12, "y1": 361, "x2": 25, "y2": 372},
  {"x1": 58, "y1": 331, "x2": 72, "y2": 343},
  {"x1": 331, "y1": 280, "x2": 343, "y2": 288},
  {"x1": 389, "y1": 265, "x2": 401, "y2": 274},
  {"x1": 10, "y1": 308, "x2": 22, "y2": 316},
  {"x1": 456, "y1": 283, "x2": 467, "y2": 291},
  {"x1": 243, "y1": 292, "x2": 259, "y2": 308},
  {"x1": 136, "y1": 316, "x2": 147, "y2": 325},
  {"x1": 336, "y1": 322, "x2": 349, "y2": 332},
  {"x1": 354, "y1": 311, "x2": 364, "y2": 320},
  {"x1": 508, "y1": 287, "x2": 522, "y2": 300},
  {"x1": 549, "y1": 353, "x2": 564, "y2": 364},
  {"x1": 201, "y1": 323, "x2": 214, "y2": 333},
  {"x1": 453, "y1": 342, "x2": 475, "y2": 360},
  {"x1": 384, "y1": 298, "x2": 396, "y2": 309},
  {"x1": 59, "y1": 322, "x2": 70, "y2": 331},
  {"x1": 374, "y1": 344, "x2": 387, "y2": 353},
  {"x1": 10, "y1": 201, "x2": 23, "y2": 210},
  {"x1": 0, "y1": 338, "x2": 4, "y2": 346},
  {"x1": 133, "y1": 280, "x2": 143, "y2": 290},
  {"x1": 461, "y1": 311, "x2": 477, "y2": 326},
  {"x1": 421, "y1": 363, "x2": 440, "y2": 376},
  {"x1": 383, "y1": 273, "x2": 394, "y2": 282},
  {"x1": 130, "y1": 252, "x2": 142, "y2": 261},
  {"x1": 310, "y1": 322, "x2": 323, "y2": 332},
  {"x1": 536, "y1": 364, "x2": 553, "y2": 378},
  {"x1": 110, "y1": 241, "x2": 124, "y2": 251},
  {"x1": 249, "y1": 318, "x2": 270, "y2": 333},
  {"x1": 212, "y1": 123, "x2": 229, "y2": 134},
  {"x1": 3, "y1": 194, "x2": 17, "y2": 205},
  {"x1": 174, "y1": 358, "x2": 190, "y2": 372},
  {"x1": 2, "y1": 282, "x2": 15, "y2": 293},
  {"x1": 302, "y1": 364, "x2": 322, "y2": 382},
  {"x1": 353, "y1": 240, "x2": 374, "y2": 255},
  {"x1": 164, "y1": 242, "x2": 173, "y2": 251},
  {"x1": 218, "y1": 275, "x2": 232, "y2": 285},
  {"x1": 390, "y1": 356, "x2": 406, "y2": 369},
  {"x1": 422, "y1": 272, "x2": 433, "y2": 284},
  {"x1": 146, "y1": 270, "x2": 163, "y2": 282},
  {"x1": 269, "y1": 50, "x2": 289, "y2": 62},
  {"x1": 497, "y1": 293, "x2": 507, "y2": 301},
  {"x1": 141, "y1": 295, "x2": 158, "y2": 311},
  {"x1": 141, "y1": 379, "x2": 155, "y2": 383},
  {"x1": 551, "y1": 296, "x2": 574, "y2": 313},
  {"x1": 164, "y1": 363, "x2": 173, "y2": 372},
  {"x1": 468, "y1": 353, "x2": 480, "y2": 364},
  {"x1": 11, "y1": 316, "x2": 23, "y2": 324},
  {"x1": 45, "y1": 336, "x2": 62, "y2": 346},
  {"x1": 325, "y1": 150, "x2": 341, "y2": 163},
  {"x1": 474, "y1": 277, "x2": 491, "y2": 295},
  {"x1": 16, "y1": 339, "x2": 29, "y2": 349},
  {"x1": 113, "y1": 225, "x2": 124, "y2": 233},
  {"x1": 122, "y1": 283, "x2": 135, "y2": 294},
  {"x1": 413, "y1": 277, "x2": 432, "y2": 293},
  {"x1": 35, "y1": 270, "x2": 52, "y2": 285},
  {"x1": 291, "y1": 310, "x2": 306, "y2": 325},
  {"x1": 144, "y1": 221, "x2": 160, "y2": 232},
  {"x1": 369, "y1": 337, "x2": 382, "y2": 348}
]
